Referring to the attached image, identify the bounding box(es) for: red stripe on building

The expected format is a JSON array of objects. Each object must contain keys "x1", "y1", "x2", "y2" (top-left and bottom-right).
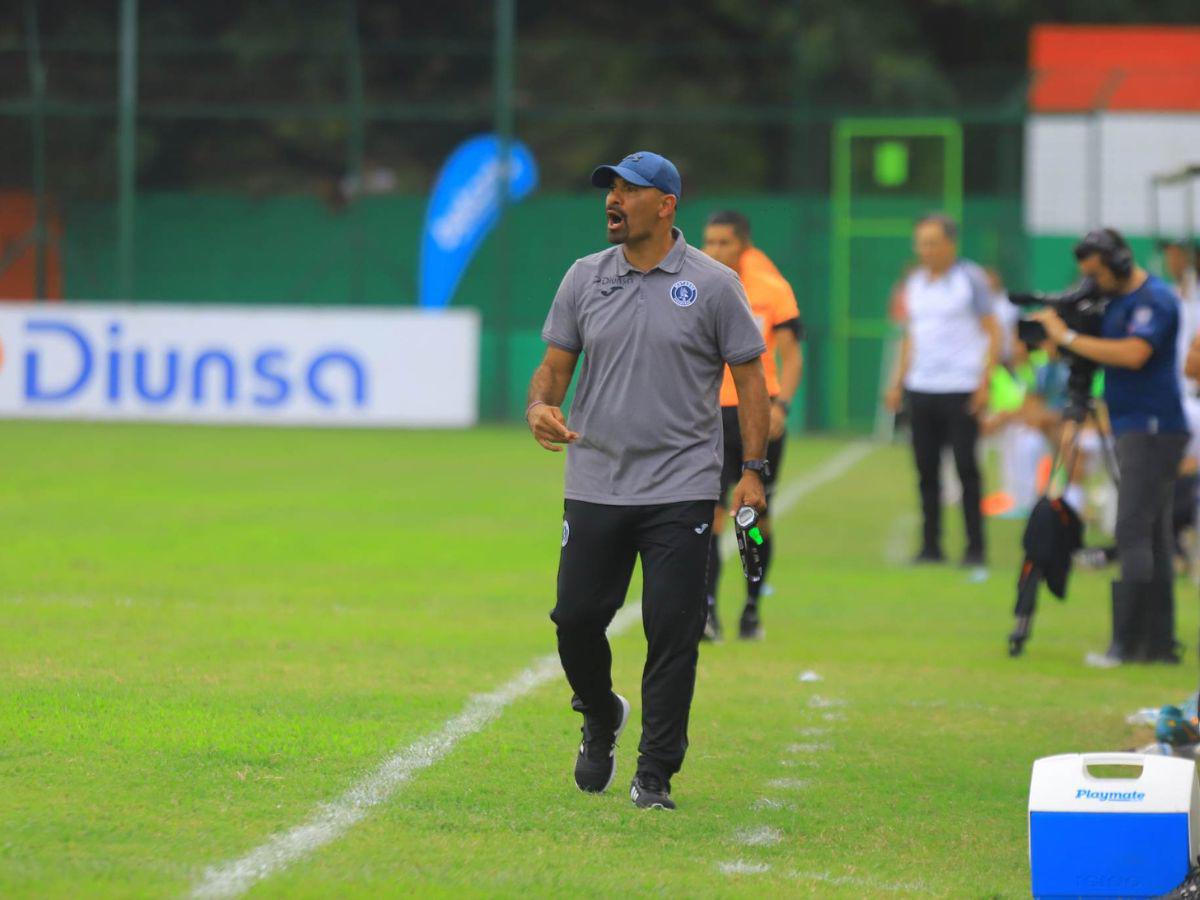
[{"x1": 1030, "y1": 25, "x2": 1200, "y2": 112}]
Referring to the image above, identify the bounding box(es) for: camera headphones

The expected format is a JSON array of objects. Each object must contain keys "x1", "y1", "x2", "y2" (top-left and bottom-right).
[{"x1": 1073, "y1": 228, "x2": 1134, "y2": 279}]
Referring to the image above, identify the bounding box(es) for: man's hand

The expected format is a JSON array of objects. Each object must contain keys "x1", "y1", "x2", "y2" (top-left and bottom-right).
[
  {"x1": 1031, "y1": 308, "x2": 1069, "y2": 344},
  {"x1": 969, "y1": 378, "x2": 990, "y2": 416},
  {"x1": 730, "y1": 471, "x2": 766, "y2": 514},
  {"x1": 527, "y1": 404, "x2": 578, "y2": 452},
  {"x1": 1186, "y1": 333, "x2": 1200, "y2": 382},
  {"x1": 768, "y1": 404, "x2": 788, "y2": 440},
  {"x1": 884, "y1": 383, "x2": 904, "y2": 413}
]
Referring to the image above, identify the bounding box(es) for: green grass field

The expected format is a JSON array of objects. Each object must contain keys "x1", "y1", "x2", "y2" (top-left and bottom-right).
[{"x1": 1, "y1": 421, "x2": 1196, "y2": 897}]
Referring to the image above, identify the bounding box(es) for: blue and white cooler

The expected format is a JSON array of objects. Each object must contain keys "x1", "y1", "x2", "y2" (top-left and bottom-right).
[{"x1": 1029, "y1": 752, "x2": 1200, "y2": 897}]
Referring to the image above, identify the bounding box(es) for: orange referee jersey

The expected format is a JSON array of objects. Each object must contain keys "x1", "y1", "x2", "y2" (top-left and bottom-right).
[
  {"x1": 719, "y1": 248, "x2": 801, "y2": 407},
  {"x1": 740, "y1": 245, "x2": 784, "y2": 281}
]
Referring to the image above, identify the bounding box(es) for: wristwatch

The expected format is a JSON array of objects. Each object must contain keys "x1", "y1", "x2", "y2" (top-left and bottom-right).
[
  {"x1": 1062, "y1": 329, "x2": 1079, "y2": 347},
  {"x1": 742, "y1": 459, "x2": 771, "y2": 479}
]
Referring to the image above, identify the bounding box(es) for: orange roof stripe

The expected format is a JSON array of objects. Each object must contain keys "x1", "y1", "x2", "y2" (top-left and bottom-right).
[{"x1": 1030, "y1": 25, "x2": 1200, "y2": 112}]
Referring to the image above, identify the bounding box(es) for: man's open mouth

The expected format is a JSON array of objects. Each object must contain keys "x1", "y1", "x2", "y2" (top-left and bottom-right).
[{"x1": 606, "y1": 209, "x2": 626, "y2": 229}]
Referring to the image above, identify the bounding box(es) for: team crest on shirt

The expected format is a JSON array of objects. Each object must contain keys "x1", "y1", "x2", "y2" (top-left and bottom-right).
[
  {"x1": 1133, "y1": 306, "x2": 1154, "y2": 328},
  {"x1": 670, "y1": 280, "x2": 698, "y2": 307}
]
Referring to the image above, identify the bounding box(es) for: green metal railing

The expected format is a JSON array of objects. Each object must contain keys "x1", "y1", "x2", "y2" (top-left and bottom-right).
[{"x1": 3, "y1": 3, "x2": 1031, "y2": 430}]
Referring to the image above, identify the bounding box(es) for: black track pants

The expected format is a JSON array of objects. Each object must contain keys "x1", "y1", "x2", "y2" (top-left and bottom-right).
[
  {"x1": 908, "y1": 390, "x2": 985, "y2": 556},
  {"x1": 551, "y1": 498, "x2": 712, "y2": 781},
  {"x1": 1115, "y1": 432, "x2": 1188, "y2": 584}
]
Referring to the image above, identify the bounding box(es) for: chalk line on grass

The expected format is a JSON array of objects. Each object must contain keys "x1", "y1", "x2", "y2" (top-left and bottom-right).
[
  {"x1": 718, "y1": 860, "x2": 771, "y2": 875},
  {"x1": 751, "y1": 796, "x2": 790, "y2": 811},
  {"x1": 734, "y1": 825, "x2": 784, "y2": 847},
  {"x1": 190, "y1": 653, "x2": 563, "y2": 899},
  {"x1": 764, "y1": 778, "x2": 810, "y2": 791},
  {"x1": 807, "y1": 695, "x2": 846, "y2": 709},
  {"x1": 190, "y1": 442, "x2": 875, "y2": 899},
  {"x1": 791, "y1": 869, "x2": 931, "y2": 894},
  {"x1": 786, "y1": 742, "x2": 831, "y2": 754}
]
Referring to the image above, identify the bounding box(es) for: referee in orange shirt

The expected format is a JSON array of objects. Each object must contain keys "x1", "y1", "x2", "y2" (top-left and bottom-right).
[{"x1": 702, "y1": 210, "x2": 803, "y2": 640}]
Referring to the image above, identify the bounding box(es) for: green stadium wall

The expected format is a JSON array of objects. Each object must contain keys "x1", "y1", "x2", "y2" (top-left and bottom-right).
[{"x1": 59, "y1": 192, "x2": 1049, "y2": 430}]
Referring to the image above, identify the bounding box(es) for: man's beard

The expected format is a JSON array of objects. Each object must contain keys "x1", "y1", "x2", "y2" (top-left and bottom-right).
[{"x1": 606, "y1": 207, "x2": 629, "y2": 244}]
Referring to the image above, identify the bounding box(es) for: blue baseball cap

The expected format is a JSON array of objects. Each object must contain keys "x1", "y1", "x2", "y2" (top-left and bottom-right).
[{"x1": 591, "y1": 151, "x2": 682, "y2": 200}]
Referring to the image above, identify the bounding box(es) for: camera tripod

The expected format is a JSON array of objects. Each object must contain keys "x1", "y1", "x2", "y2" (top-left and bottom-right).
[{"x1": 1007, "y1": 382, "x2": 1120, "y2": 658}]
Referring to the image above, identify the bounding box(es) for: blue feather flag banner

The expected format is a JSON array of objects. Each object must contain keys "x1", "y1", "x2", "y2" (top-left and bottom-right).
[{"x1": 418, "y1": 135, "x2": 538, "y2": 309}]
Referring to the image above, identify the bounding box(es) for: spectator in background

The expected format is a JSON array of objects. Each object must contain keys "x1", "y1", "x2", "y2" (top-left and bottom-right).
[
  {"x1": 884, "y1": 214, "x2": 1001, "y2": 567},
  {"x1": 988, "y1": 267, "x2": 1021, "y2": 368},
  {"x1": 1165, "y1": 241, "x2": 1200, "y2": 567},
  {"x1": 980, "y1": 268, "x2": 1041, "y2": 516}
]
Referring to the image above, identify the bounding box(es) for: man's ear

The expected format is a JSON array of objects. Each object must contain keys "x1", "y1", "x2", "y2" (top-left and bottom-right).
[{"x1": 660, "y1": 194, "x2": 677, "y2": 220}]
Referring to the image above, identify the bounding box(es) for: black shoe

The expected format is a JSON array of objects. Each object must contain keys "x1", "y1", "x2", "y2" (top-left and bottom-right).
[
  {"x1": 1145, "y1": 642, "x2": 1184, "y2": 665},
  {"x1": 573, "y1": 693, "x2": 630, "y2": 793},
  {"x1": 738, "y1": 604, "x2": 762, "y2": 640},
  {"x1": 702, "y1": 601, "x2": 722, "y2": 642},
  {"x1": 912, "y1": 548, "x2": 945, "y2": 565},
  {"x1": 1143, "y1": 579, "x2": 1182, "y2": 663},
  {"x1": 630, "y1": 772, "x2": 675, "y2": 810},
  {"x1": 961, "y1": 548, "x2": 986, "y2": 568},
  {"x1": 1158, "y1": 860, "x2": 1200, "y2": 898},
  {"x1": 1086, "y1": 581, "x2": 1149, "y2": 667}
]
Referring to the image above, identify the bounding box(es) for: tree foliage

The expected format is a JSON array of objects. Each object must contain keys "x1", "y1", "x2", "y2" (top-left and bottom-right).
[{"x1": 2, "y1": 0, "x2": 1197, "y2": 195}]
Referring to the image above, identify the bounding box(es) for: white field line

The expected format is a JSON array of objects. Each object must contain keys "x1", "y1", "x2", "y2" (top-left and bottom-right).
[
  {"x1": 718, "y1": 860, "x2": 772, "y2": 875},
  {"x1": 790, "y1": 869, "x2": 932, "y2": 894},
  {"x1": 189, "y1": 442, "x2": 875, "y2": 899},
  {"x1": 786, "y1": 742, "x2": 832, "y2": 754},
  {"x1": 796, "y1": 726, "x2": 831, "y2": 737},
  {"x1": 734, "y1": 825, "x2": 784, "y2": 847},
  {"x1": 751, "y1": 796, "x2": 789, "y2": 811}
]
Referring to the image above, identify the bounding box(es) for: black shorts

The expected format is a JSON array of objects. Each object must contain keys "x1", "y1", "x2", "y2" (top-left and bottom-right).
[{"x1": 719, "y1": 405, "x2": 785, "y2": 510}]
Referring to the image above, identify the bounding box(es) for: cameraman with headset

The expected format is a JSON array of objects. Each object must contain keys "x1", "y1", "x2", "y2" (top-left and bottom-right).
[{"x1": 1032, "y1": 229, "x2": 1188, "y2": 666}]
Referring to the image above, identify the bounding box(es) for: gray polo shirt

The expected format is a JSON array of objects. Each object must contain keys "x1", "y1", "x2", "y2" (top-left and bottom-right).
[{"x1": 542, "y1": 228, "x2": 766, "y2": 505}]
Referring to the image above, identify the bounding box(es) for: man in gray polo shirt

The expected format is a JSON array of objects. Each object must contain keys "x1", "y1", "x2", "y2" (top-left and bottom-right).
[{"x1": 525, "y1": 151, "x2": 770, "y2": 810}]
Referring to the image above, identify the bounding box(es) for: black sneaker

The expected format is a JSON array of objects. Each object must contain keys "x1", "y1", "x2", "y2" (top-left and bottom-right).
[
  {"x1": 961, "y1": 548, "x2": 986, "y2": 568},
  {"x1": 1158, "y1": 860, "x2": 1200, "y2": 898},
  {"x1": 573, "y1": 693, "x2": 630, "y2": 793},
  {"x1": 630, "y1": 772, "x2": 675, "y2": 810},
  {"x1": 912, "y1": 548, "x2": 945, "y2": 565},
  {"x1": 1144, "y1": 641, "x2": 1185, "y2": 665},
  {"x1": 738, "y1": 604, "x2": 762, "y2": 640}
]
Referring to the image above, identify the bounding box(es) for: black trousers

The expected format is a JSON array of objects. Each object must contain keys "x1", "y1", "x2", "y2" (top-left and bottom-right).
[
  {"x1": 908, "y1": 390, "x2": 984, "y2": 555},
  {"x1": 719, "y1": 405, "x2": 785, "y2": 510},
  {"x1": 551, "y1": 498, "x2": 711, "y2": 781},
  {"x1": 1115, "y1": 432, "x2": 1188, "y2": 584}
]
